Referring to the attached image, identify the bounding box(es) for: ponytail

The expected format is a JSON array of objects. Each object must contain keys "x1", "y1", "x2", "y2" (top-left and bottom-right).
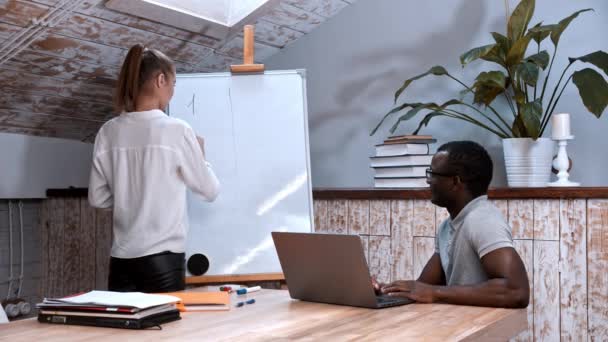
[{"x1": 114, "y1": 44, "x2": 175, "y2": 113}]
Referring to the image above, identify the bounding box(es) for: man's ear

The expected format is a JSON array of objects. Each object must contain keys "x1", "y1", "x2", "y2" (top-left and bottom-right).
[{"x1": 452, "y1": 175, "x2": 465, "y2": 190}]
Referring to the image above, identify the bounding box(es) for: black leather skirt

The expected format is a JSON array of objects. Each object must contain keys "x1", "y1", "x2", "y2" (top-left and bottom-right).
[{"x1": 108, "y1": 251, "x2": 186, "y2": 293}]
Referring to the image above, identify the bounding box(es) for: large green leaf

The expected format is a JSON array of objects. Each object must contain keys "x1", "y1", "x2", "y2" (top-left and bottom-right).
[
  {"x1": 526, "y1": 50, "x2": 550, "y2": 70},
  {"x1": 390, "y1": 100, "x2": 461, "y2": 133},
  {"x1": 506, "y1": 34, "x2": 533, "y2": 66},
  {"x1": 508, "y1": 0, "x2": 535, "y2": 42},
  {"x1": 491, "y1": 32, "x2": 511, "y2": 53},
  {"x1": 572, "y1": 68, "x2": 608, "y2": 118},
  {"x1": 551, "y1": 9, "x2": 593, "y2": 46},
  {"x1": 473, "y1": 71, "x2": 507, "y2": 106},
  {"x1": 529, "y1": 24, "x2": 555, "y2": 44},
  {"x1": 393, "y1": 66, "x2": 448, "y2": 103},
  {"x1": 413, "y1": 111, "x2": 445, "y2": 135},
  {"x1": 519, "y1": 99, "x2": 543, "y2": 138},
  {"x1": 513, "y1": 91, "x2": 526, "y2": 105},
  {"x1": 475, "y1": 71, "x2": 507, "y2": 88},
  {"x1": 511, "y1": 114, "x2": 525, "y2": 137},
  {"x1": 569, "y1": 51, "x2": 608, "y2": 76},
  {"x1": 460, "y1": 44, "x2": 496, "y2": 66},
  {"x1": 517, "y1": 62, "x2": 540, "y2": 86},
  {"x1": 481, "y1": 45, "x2": 507, "y2": 67},
  {"x1": 370, "y1": 102, "x2": 423, "y2": 136}
]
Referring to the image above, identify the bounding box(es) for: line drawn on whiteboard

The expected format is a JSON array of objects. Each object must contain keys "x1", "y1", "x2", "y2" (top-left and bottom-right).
[{"x1": 186, "y1": 93, "x2": 195, "y2": 115}]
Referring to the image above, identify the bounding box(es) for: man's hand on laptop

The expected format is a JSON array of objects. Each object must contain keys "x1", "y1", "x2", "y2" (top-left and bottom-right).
[
  {"x1": 381, "y1": 280, "x2": 437, "y2": 303},
  {"x1": 371, "y1": 277, "x2": 385, "y2": 295}
]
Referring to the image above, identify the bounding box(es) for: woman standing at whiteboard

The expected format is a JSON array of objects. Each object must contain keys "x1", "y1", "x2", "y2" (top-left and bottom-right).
[{"x1": 88, "y1": 44, "x2": 220, "y2": 293}]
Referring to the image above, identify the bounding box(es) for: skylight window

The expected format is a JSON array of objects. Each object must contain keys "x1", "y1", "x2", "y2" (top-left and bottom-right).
[{"x1": 106, "y1": 0, "x2": 275, "y2": 39}]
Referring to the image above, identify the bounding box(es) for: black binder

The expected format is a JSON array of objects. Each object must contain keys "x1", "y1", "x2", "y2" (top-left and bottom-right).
[{"x1": 38, "y1": 309, "x2": 181, "y2": 329}]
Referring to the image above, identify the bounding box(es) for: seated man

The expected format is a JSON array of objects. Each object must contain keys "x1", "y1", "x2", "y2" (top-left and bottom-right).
[{"x1": 376, "y1": 141, "x2": 529, "y2": 308}]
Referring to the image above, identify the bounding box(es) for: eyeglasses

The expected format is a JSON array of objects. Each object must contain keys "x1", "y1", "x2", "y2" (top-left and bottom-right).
[{"x1": 425, "y1": 168, "x2": 458, "y2": 180}]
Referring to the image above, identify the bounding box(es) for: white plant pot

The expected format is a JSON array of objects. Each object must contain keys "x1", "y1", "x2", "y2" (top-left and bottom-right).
[{"x1": 502, "y1": 138, "x2": 554, "y2": 187}]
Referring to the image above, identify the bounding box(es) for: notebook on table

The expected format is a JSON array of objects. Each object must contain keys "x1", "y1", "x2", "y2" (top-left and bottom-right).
[
  {"x1": 37, "y1": 290, "x2": 182, "y2": 329},
  {"x1": 38, "y1": 309, "x2": 180, "y2": 329}
]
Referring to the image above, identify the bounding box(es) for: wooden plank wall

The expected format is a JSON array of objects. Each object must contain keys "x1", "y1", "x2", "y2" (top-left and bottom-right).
[
  {"x1": 314, "y1": 198, "x2": 608, "y2": 341},
  {"x1": 39, "y1": 197, "x2": 111, "y2": 298},
  {"x1": 38, "y1": 195, "x2": 608, "y2": 339}
]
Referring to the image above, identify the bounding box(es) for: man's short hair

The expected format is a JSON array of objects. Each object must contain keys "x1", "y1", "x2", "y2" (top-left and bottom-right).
[{"x1": 437, "y1": 141, "x2": 493, "y2": 197}]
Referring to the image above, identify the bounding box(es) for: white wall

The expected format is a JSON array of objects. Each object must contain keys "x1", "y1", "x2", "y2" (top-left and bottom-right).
[
  {"x1": 266, "y1": 0, "x2": 608, "y2": 187},
  {"x1": 0, "y1": 133, "x2": 93, "y2": 199}
]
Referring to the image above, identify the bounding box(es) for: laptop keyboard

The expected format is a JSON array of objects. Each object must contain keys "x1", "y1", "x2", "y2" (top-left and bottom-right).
[{"x1": 376, "y1": 295, "x2": 401, "y2": 304}]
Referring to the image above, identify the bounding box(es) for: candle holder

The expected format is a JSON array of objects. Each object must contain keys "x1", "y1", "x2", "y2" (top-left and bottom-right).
[{"x1": 548, "y1": 135, "x2": 579, "y2": 187}]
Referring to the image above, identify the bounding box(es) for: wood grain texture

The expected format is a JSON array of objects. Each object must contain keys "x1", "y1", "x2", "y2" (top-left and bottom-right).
[
  {"x1": 195, "y1": 51, "x2": 241, "y2": 71},
  {"x1": 346, "y1": 200, "x2": 369, "y2": 235},
  {"x1": 47, "y1": 198, "x2": 64, "y2": 297},
  {"x1": 390, "y1": 200, "x2": 413, "y2": 280},
  {"x1": 533, "y1": 240, "x2": 560, "y2": 342},
  {"x1": 327, "y1": 200, "x2": 347, "y2": 234},
  {"x1": 0, "y1": 289, "x2": 526, "y2": 341},
  {"x1": 0, "y1": 68, "x2": 112, "y2": 103},
  {"x1": 533, "y1": 200, "x2": 560, "y2": 240},
  {"x1": 79, "y1": 198, "x2": 97, "y2": 292},
  {"x1": 94, "y1": 209, "x2": 112, "y2": 290},
  {"x1": 412, "y1": 199, "x2": 435, "y2": 237},
  {"x1": 2, "y1": 49, "x2": 119, "y2": 86},
  {"x1": 559, "y1": 199, "x2": 587, "y2": 341},
  {"x1": 263, "y1": 2, "x2": 326, "y2": 33},
  {"x1": 0, "y1": 0, "x2": 357, "y2": 139},
  {"x1": 369, "y1": 200, "x2": 390, "y2": 236},
  {"x1": 587, "y1": 199, "x2": 608, "y2": 342},
  {"x1": 313, "y1": 187, "x2": 608, "y2": 200},
  {"x1": 218, "y1": 36, "x2": 280, "y2": 63},
  {"x1": 186, "y1": 273, "x2": 285, "y2": 285},
  {"x1": 369, "y1": 236, "x2": 391, "y2": 284},
  {"x1": 283, "y1": 0, "x2": 350, "y2": 18},
  {"x1": 0, "y1": 87, "x2": 111, "y2": 120},
  {"x1": 313, "y1": 199, "x2": 328, "y2": 232},
  {"x1": 508, "y1": 199, "x2": 534, "y2": 239},
  {"x1": 413, "y1": 237, "x2": 435, "y2": 280},
  {"x1": 77, "y1": 0, "x2": 221, "y2": 48},
  {"x1": 62, "y1": 198, "x2": 80, "y2": 296},
  {"x1": 249, "y1": 19, "x2": 305, "y2": 48},
  {"x1": 512, "y1": 239, "x2": 534, "y2": 342},
  {"x1": 38, "y1": 199, "x2": 49, "y2": 298}
]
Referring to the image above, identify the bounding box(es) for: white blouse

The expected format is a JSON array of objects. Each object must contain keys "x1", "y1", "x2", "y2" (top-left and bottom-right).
[{"x1": 88, "y1": 109, "x2": 220, "y2": 258}]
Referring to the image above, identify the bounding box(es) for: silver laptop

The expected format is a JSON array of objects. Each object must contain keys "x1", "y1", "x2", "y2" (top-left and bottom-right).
[{"x1": 272, "y1": 232, "x2": 413, "y2": 309}]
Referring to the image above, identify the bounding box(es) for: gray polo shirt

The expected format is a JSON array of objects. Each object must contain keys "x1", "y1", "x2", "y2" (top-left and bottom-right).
[{"x1": 435, "y1": 195, "x2": 514, "y2": 286}]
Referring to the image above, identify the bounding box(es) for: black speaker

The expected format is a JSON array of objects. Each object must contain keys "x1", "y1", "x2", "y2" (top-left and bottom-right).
[{"x1": 187, "y1": 253, "x2": 210, "y2": 276}]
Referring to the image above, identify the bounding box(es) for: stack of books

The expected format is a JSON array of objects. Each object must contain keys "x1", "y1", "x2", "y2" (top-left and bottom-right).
[
  {"x1": 37, "y1": 290, "x2": 181, "y2": 329},
  {"x1": 370, "y1": 135, "x2": 436, "y2": 188}
]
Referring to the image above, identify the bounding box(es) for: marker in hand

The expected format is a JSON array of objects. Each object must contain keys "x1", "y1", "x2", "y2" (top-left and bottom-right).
[{"x1": 236, "y1": 286, "x2": 261, "y2": 295}]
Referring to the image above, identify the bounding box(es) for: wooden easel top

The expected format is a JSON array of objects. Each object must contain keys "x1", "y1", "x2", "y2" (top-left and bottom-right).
[{"x1": 230, "y1": 24, "x2": 265, "y2": 74}]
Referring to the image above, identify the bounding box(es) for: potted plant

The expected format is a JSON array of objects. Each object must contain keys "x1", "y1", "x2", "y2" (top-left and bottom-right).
[{"x1": 370, "y1": 0, "x2": 607, "y2": 187}]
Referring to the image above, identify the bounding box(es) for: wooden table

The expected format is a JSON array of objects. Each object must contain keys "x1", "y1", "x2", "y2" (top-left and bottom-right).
[{"x1": 0, "y1": 290, "x2": 526, "y2": 341}]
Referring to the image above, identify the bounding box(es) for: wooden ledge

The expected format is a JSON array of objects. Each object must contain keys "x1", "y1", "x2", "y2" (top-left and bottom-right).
[
  {"x1": 186, "y1": 272, "x2": 284, "y2": 285},
  {"x1": 313, "y1": 187, "x2": 608, "y2": 200},
  {"x1": 47, "y1": 187, "x2": 608, "y2": 200}
]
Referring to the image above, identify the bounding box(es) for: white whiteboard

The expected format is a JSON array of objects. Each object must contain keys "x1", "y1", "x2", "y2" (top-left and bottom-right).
[{"x1": 168, "y1": 70, "x2": 313, "y2": 275}]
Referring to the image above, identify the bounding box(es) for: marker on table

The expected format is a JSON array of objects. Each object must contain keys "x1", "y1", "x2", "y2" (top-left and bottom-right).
[
  {"x1": 219, "y1": 286, "x2": 232, "y2": 292},
  {"x1": 236, "y1": 299, "x2": 256, "y2": 307},
  {"x1": 236, "y1": 286, "x2": 261, "y2": 295}
]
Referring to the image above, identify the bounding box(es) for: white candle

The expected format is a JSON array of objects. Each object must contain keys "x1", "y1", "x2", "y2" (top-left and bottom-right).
[{"x1": 551, "y1": 113, "x2": 571, "y2": 140}]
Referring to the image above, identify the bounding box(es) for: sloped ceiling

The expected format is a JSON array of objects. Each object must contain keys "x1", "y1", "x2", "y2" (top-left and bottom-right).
[{"x1": 0, "y1": 0, "x2": 355, "y2": 141}]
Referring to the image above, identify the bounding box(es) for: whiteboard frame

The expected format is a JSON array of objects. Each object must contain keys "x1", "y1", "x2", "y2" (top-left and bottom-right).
[{"x1": 168, "y1": 69, "x2": 314, "y2": 275}]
